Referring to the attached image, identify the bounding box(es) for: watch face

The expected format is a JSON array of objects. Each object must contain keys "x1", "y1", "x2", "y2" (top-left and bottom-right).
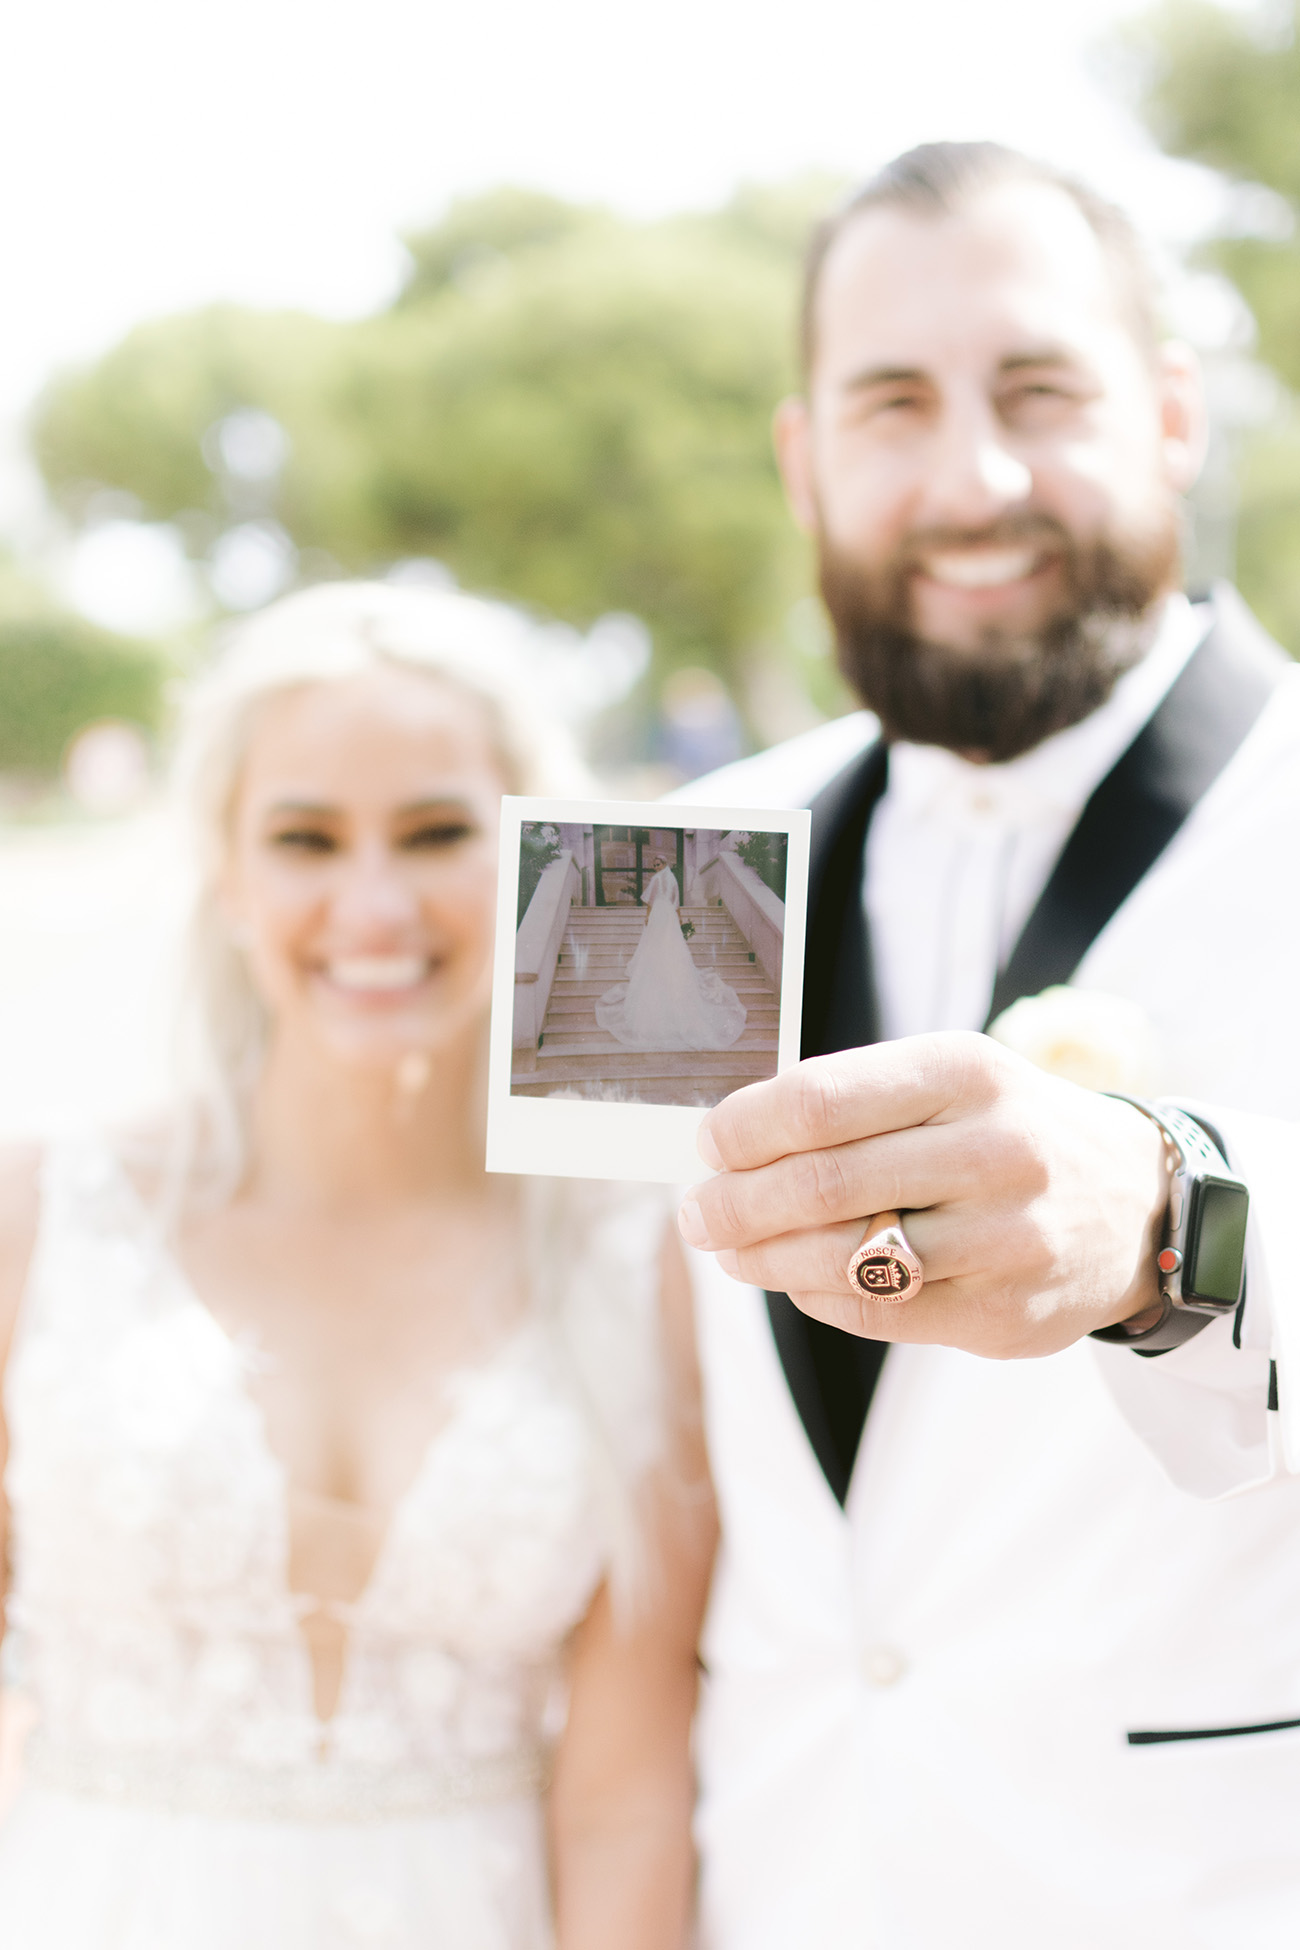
[{"x1": 1186, "y1": 1178, "x2": 1249, "y2": 1306}]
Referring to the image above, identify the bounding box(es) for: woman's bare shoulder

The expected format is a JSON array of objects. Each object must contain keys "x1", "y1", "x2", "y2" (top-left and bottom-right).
[{"x1": 0, "y1": 1144, "x2": 41, "y2": 1357}]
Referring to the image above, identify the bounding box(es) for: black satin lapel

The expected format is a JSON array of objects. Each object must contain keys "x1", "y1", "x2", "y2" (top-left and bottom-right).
[
  {"x1": 768, "y1": 736, "x2": 890, "y2": 1508},
  {"x1": 802, "y1": 739, "x2": 889, "y2": 1058},
  {"x1": 765, "y1": 1292, "x2": 888, "y2": 1506},
  {"x1": 988, "y1": 595, "x2": 1287, "y2": 1024}
]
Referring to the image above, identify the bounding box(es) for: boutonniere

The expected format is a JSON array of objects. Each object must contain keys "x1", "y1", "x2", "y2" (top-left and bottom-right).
[{"x1": 987, "y1": 986, "x2": 1158, "y2": 1093}]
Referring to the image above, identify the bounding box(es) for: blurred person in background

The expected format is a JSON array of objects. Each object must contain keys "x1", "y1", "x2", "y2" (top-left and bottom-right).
[
  {"x1": 675, "y1": 143, "x2": 1300, "y2": 1946},
  {"x1": 0, "y1": 582, "x2": 714, "y2": 1949}
]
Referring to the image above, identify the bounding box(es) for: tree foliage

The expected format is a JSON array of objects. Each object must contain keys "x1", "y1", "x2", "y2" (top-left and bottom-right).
[
  {"x1": 1123, "y1": 0, "x2": 1300, "y2": 649},
  {"x1": 32, "y1": 183, "x2": 850, "y2": 731},
  {"x1": 517, "y1": 820, "x2": 564, "y2": 921},
  {"x1": 0, "y1": 566, "x2": 165, "y2": 774},
  {"x1": 733, "y1": 829, "x2": 789, "y2": 900}
]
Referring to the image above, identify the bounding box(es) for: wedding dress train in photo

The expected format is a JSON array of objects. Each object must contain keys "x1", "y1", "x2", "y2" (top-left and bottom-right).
[{"x1": 596, "y1": 866, "x2": 746, "y2": 1051}]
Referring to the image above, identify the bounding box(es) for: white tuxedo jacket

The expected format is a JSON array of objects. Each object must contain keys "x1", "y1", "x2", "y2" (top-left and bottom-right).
[{"x1": 683, "y1": 662, "x2": 1300, "y2": 1949}]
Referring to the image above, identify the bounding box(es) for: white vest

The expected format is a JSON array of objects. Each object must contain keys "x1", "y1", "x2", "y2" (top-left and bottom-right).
[{"x1": 685, "y1": 672, "x2": 1300, "y2": 1948}]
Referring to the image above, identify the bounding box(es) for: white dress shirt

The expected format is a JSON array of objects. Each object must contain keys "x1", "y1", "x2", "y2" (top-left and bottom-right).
[{"x1": 865, "y1": 594, "x2": 1211, "y2": 1038}]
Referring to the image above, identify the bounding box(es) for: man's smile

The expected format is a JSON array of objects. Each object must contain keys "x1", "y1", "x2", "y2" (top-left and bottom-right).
[{"x1": 914, "y1": 544, "x2": 1051, "y2": 591}]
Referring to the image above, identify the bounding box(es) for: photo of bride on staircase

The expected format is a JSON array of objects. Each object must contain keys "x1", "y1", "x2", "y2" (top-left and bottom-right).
[
  {"x1": 511, "y1": 824, "x2": 787, "y2": 1111},
  {"x1": 596, "y1": 854, "x2": 747, "y2": 1053}
]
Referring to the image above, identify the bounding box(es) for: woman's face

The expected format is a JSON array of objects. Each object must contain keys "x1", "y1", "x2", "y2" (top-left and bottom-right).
[{"x1": 223, "y1": 667, "x2": 507, "y2": 1070}]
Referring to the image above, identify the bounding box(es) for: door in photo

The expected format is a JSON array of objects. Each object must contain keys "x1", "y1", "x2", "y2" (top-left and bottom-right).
[{"x1": 593, "y1": 827, "x2": 685, "y2": 906}]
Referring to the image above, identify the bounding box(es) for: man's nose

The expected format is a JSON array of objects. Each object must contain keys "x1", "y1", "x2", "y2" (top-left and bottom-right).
[{"x1": 917, "y1": 397, "x2": 1033, "y2": 528}]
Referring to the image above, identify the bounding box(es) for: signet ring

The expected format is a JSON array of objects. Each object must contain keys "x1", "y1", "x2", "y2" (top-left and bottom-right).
[{"x1": 847, "y1": 1211, "x2": 924, "y2": 1303}]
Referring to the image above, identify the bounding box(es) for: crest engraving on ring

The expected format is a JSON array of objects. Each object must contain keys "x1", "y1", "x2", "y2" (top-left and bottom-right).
[
  {"x1": 846, "y1": 1218, "x2": 924, "y2": 1303},
  {"x1": 853, "y1": 1253, "x2": 916, "y2": 1297}
]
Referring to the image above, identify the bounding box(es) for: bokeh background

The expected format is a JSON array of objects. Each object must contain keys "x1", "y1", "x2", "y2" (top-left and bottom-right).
[{"x1": 2, "y1": 0, "x2": 1297, "y2": 1137}]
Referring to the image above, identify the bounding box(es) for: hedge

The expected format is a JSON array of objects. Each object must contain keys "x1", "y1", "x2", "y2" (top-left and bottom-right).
[{"x1": 0, "y1": 614, "x2": 166, "y2": 774}]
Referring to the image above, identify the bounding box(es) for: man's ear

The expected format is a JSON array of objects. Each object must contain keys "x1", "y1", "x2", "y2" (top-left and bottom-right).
[
  {"x1": 773, "y1": 395, "x2": 819, "y2": 535},
  {"x1": 1155, "y1": 340, "x2": 1208, "y2": 494}
]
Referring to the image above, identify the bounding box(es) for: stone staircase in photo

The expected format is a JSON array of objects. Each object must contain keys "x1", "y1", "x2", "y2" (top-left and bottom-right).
[{"x1": 511, "y1": 904, "x2": 780, "y2": 1107}]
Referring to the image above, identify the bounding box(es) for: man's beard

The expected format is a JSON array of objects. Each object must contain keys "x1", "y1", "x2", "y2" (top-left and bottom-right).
[{"x1": 818, "y1": 512, "x2": 1182, "y2": 763}]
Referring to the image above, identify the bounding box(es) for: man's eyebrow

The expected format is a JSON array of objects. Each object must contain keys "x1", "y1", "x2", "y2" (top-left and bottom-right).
[
  {"x1": 840, "y1": 363, "x2": 931, "y2": 394},
  {"x1": 997, "y1": 345, "x2": 1085, "y2": 372},
  {"x1": 838, "y1": 347, "x2": 1089, "y2": 393}
]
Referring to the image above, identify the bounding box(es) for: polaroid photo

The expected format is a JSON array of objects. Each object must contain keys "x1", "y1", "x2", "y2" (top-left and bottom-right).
[{"x1": 486, "y1": 797, "x2": 811, "y2": 1184}]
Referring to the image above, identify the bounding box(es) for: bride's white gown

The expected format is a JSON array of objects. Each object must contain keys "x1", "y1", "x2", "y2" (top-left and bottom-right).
[
  {"x1": 0, "y1": 1137, "x2": 666, "y2": 1949},
  {"x1": 595, "y1": 869, "x2": 746, "y2": 1051}
]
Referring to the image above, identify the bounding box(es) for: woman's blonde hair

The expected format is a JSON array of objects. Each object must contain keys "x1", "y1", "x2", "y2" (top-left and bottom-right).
[{"x1": 169, "y1": 579, "x2": 586, "y2": 1204}]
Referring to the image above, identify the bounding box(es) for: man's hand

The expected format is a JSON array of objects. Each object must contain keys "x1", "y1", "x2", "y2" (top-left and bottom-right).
[{"x1": 676, "y1": 1033, "x2": 1169, "y2": 1358}]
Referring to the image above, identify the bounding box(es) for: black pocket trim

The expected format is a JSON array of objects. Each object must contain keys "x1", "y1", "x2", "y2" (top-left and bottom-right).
[{"x1": 1128, "y1": 1715, "x2": 1300, "y2": 1747}]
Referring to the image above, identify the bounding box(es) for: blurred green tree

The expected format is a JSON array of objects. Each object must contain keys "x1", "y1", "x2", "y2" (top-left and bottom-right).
[
  {"x1": 0, "y1": 564, "x2": 165, "y2": 776},
  {"x1": 1121, "y1": 0, "x2": 1300, "y2": 650},
  {"x1": 34, "y1": 306, "x2": 355, "y2": 556},
  {"x1": 32, "y1": 183, "x2": 853, "y2": 738}
]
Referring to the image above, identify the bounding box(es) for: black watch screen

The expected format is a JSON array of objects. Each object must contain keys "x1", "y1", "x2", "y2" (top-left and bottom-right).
[{"x1": 1185, "y1": 1177, "x2": 1250, "y2": 1308}]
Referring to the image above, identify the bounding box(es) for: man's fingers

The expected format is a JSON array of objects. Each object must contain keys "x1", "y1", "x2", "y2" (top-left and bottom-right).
[
  {"x1": 709, "y1": 1254, "x2": 972, "y2": 1346},
  {"x1": 712, "y1": 1220, "x2": 865, "y2": 1295},
  {"x1": 680, "y1": 1119, "x2": 989, "y2": 1252},
  {"x1": 697, "y1": 1032, "x2": 1000, "y2": 1173},
  {"x1": 710, "y1": 1205, "x2": 988, "y2": 1297},
  {"x1": 774, "y1": 1278, "x2": 999, "y2": 1347},
  {"x1": 709, "y1": 1226, "x2": 1034, "y2": 1354}
]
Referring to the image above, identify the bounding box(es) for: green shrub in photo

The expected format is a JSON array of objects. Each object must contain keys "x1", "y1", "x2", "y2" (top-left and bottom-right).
[
  {"x1": 517, "y1": 821, "x2": 564, "y2": 922},
  {"x1": 733, "y1": 830, "x2": 788, "y2": 901}
]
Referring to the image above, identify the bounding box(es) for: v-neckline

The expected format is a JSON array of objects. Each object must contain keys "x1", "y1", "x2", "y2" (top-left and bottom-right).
[{"x1": 106, "y1": 1146, "x2": 539, "y2": 1731}]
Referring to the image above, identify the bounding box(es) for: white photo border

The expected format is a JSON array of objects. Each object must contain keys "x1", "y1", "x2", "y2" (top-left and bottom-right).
[{"x1": 486, "y1": 796, "x2": 811, "y2": 1184}]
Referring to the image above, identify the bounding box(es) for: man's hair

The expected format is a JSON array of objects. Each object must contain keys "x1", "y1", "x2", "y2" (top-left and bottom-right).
[{"x1": 800, "y1": 141, "x2": 1161, "y2": 374}]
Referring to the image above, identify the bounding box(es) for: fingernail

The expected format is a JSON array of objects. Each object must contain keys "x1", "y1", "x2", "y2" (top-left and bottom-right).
[
  {"x1": 696, "y1": 1125, "x2": 724, "y2": 1171},
  {"x1": 677, "y1": 1197, "x2": 710, "y2": 1248}
]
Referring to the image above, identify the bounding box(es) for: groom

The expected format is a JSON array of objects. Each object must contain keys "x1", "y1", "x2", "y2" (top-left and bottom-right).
[{"x1": 677, "y1": 142, "x2": 1300, "y2": 1947}]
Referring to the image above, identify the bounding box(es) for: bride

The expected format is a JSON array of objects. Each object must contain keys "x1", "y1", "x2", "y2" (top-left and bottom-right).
[
  {"x1": 0, "y1": 583, "x2": 715, "y2": 1948},
  {"x1": 596, "y1": 857, "x2": 746, "y2": 1052}
]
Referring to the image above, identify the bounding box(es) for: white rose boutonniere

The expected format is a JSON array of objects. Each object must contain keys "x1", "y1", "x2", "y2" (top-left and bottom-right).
[{"x1": 987, "y1": 986, "x2": 1159, "y2": 1094}]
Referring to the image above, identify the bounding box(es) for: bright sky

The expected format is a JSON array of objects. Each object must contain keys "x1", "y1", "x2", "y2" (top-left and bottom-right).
[
  {"x1": 4, "y1": 0, "x2": 1262, "y2": 595},
  {"x1": 3, "y1": 0, "x2": 1233, "y2": 413}
]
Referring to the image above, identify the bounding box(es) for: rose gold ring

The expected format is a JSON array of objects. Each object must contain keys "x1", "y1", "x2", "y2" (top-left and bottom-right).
[{"x1": 846, "y1": 1211, "x2": 923, "y2": 1303}]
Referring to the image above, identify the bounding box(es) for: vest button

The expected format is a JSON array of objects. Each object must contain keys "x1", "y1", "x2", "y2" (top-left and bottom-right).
[{"x1": 861, "y1": 1643, "x2": 907, "y2": 1688}]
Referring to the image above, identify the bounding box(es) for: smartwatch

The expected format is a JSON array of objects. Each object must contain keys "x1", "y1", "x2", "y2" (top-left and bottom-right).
[{"x1": 1090, "y1": 1100, "x2": 1249, "y2": 1356}]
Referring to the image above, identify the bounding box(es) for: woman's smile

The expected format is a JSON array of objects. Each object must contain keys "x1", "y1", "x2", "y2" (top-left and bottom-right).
[{"x1": 317, "y1": 953, "x2": 437, "y2": 998}]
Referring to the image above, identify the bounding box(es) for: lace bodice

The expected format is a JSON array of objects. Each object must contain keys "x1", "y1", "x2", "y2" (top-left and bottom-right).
[{"x1": 3, "y1": 1138, "x2": 668, "y2": 1821}]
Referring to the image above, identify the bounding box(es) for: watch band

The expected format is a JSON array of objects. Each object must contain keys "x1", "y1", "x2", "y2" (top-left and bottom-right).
[{"x1": 1090, "y1": 1098, "x2": 1249, "y2": 1356}]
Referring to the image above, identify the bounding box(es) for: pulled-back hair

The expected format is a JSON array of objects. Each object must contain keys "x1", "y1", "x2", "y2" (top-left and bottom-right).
[{"x1": 800, "y1": 141, "x2": 1161, "y2": 374}]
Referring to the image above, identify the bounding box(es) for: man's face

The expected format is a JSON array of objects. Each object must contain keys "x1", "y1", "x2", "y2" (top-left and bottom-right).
[{"x1": 776, "y1": 182, "x2": 1203, "y2": 757}]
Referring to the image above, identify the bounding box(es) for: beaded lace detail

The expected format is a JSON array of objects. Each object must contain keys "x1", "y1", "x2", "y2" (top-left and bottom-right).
[{"x1": 3, "y1": 1138, "x2": 667, "y2": 1821}]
